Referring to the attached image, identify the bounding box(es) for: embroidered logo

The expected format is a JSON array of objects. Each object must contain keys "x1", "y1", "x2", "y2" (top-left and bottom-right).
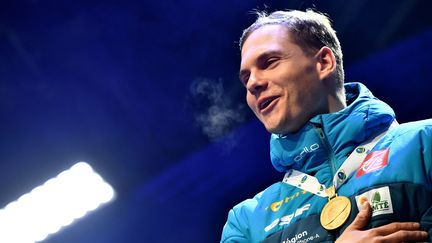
[
  {"x1": 355, "y1": 148, "x2": 390, "y2": 178},
  {"x1": 355, "y1": 186, "x2": 393, "y2": 217},
  {"x1": 267, "y1": 190, "x2": 308, "y2": 212},
  {"x1": 264, "y1": 204, "x2": 311, "y2": 232},
  {"x1": 294, "y1": 143, "x2": 320, "y2": 162}
]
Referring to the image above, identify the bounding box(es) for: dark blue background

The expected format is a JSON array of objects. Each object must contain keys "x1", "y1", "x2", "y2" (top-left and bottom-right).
[{"x1": 1, "y1": 0, "x2": 431, "y2": 242}]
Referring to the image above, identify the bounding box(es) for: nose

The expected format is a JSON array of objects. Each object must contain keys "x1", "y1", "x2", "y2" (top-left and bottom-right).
[{"x1": 246, "y1": 73, "x2": 268, "y2": 95}]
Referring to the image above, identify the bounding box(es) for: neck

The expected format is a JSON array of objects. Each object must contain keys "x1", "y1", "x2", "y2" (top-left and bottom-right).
[{"x1": 327, "y1": 88, "x2": 347, "y2": 113}]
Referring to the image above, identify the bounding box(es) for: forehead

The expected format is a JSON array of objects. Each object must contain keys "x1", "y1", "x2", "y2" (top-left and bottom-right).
[{"x1": 240, "y1": 25, "x2": 295, "y2": 66}]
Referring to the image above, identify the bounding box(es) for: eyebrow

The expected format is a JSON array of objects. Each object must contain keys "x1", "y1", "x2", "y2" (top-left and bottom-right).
[{"x1": 239, "y1": 50, "x2": 284, "y2": 80}]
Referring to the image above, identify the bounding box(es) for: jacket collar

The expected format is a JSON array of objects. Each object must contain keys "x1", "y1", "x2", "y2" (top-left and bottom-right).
[{"x1": 270, "y1": 82, "x2": 395, "y2": 173}]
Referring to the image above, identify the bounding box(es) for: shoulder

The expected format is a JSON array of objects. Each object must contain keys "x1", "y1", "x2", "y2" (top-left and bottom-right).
[
  {"x1": 384, "y1": 119, "x2": 432, "y2": 142},
  {"x1": 386, "y1": 119, "x2": 432, "y2": 165},
  {"x1": 395, "y1": 119, "x2": 432, "y2": 134},
  {"x1": 231, "y1": 181, "x2": 286, "y2": 216}
]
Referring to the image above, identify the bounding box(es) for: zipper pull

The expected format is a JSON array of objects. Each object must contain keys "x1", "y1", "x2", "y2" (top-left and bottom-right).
[{"x1": 313, "y1": 123, "x2": 325, "y2": 139}]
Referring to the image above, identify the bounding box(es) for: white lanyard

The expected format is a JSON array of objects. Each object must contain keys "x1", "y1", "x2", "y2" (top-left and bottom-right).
[{"x1": 282, "y1": 122, "x2": 397, "y2": 198}]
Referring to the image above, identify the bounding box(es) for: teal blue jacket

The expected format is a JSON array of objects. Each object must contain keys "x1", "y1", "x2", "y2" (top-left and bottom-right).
[{"x1": 221, "y1": 83, "x2": 432, "y2": 242}]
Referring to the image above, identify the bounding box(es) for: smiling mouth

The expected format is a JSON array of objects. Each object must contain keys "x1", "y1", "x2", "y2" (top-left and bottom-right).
[{"x1": 259, "y1": 97, "x2": 278, "y2": 111}]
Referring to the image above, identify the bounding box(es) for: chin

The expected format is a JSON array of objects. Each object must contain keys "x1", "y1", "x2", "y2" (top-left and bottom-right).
[
  {"x1": 264, "y1": 122, "x2": 300, "y2": 135},
  {"x1": 264, "y1": 124, "x2": 285, "y2": 134},
  {"x1": 261, "y1": 113, "x2": 303, "y2": 134}
]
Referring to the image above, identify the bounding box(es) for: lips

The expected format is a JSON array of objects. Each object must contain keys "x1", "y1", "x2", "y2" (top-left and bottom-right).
[{"x1": 258, "y1": 96, "x2": 279, "y2": 112}]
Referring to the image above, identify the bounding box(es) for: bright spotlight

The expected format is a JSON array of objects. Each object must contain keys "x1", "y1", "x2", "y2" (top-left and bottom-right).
[{"x1": 0, "y1": 162, "x2": 115, "y2": 243}]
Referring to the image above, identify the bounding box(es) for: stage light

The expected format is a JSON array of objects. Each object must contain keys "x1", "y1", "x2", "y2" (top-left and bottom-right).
[{"x1": 0, "y1": 162, "x2": 115, "y2": 243}]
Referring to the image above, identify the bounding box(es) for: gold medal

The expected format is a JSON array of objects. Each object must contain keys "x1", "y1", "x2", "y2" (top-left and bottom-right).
[{"x1": 320, "y1": 186, "x2": 351, "y2": 230}]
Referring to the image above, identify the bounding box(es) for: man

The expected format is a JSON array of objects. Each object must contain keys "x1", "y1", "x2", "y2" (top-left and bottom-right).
[{"x1": 221, "y1": 9, "x2": 432, "y2": 242}]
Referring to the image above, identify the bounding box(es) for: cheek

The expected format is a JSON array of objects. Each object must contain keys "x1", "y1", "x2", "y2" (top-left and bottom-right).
[
  {"x1": 246, "y1": 93, "x2": 254, "y2": 108},
  {"x1": 246, "y1": 93, "x2": 259, "y2": 114}
]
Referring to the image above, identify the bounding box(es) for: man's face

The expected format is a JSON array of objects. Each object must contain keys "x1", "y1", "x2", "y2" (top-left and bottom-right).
[{"x1": 240, "y1": 24, "x2": 326, "y2": 134}]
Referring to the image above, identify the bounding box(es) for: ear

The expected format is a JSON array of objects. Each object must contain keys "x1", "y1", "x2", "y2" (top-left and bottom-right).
[{"x1": 316, "y1": 46, "x2": 337, "y2": 81}]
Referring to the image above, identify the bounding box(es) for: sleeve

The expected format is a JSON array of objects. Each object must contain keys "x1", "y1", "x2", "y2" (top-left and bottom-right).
[
  {"x1": 421, "y1": 121, "x2": 432, "y2": 241},
  {"x1": 221, "y1": 208, "x2": 249, "y2": 243},
  {"x1": 420, "y1": 208, "x2": 432, "y2": 242}
]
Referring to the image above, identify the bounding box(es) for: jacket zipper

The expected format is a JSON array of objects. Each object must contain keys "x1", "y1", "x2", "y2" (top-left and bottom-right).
[{"x1": 314, "y1": 124, "x2": 337, "y2": 181}]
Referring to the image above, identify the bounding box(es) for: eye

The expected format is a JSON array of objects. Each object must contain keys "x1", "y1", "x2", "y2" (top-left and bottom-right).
[
  {"x1": 266, "y1": 57, "x2": 278, "y2": 67},
  {"x1": 240, "y1": 73, "x2": 250, "y2": 86},
  {"x1": 258, "y1": 57, "x2": 278, "y2": 70}
]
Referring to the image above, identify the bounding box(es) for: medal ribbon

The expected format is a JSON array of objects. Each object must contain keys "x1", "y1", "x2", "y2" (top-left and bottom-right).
[{"x1": 282, "y1": 121, "x2": 398, "y2": 198}]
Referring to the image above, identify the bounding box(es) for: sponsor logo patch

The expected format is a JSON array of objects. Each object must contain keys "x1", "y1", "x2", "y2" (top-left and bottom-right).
[
  {"x1": 355, "y1": 186, "x2": 393, "y2": 217},
  {"x1": 264, "y1": 204, "x2": 311, "y2": 232},
  {"x1": 294, "y1": 143, "x2": 320, "y2": 162},
  {"x1": 267, "y1": 190, "x2": 309, "y2": 212},
  {"x1": 355, "y1": 148, "x2": 389, "y2": 178}
]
